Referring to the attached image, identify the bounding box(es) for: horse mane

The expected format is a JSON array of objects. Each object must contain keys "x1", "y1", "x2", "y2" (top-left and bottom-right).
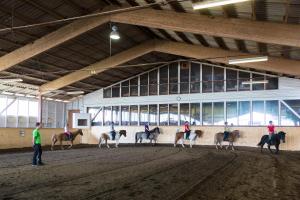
[{"x1": 195, "y1": 130, "x2": 203, "y2": 137}]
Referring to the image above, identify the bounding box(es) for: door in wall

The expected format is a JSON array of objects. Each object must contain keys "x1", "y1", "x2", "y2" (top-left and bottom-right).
[{"x1": 68, "y1": 110, "x2": 80, "y2": 129}]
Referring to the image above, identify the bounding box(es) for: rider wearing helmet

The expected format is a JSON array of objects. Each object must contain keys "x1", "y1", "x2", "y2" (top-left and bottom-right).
[
  {"x1": 184, "y1": 121, "x2": 191, "y2": 140},
  {"x1": 223, "y1": 122, "x2": 230, "y2": 141},
  {"x1": 145, "y1": 123, "x2": 150, "y2": 139},
  {"x1": 110, "y1": 121, "x2": 116, "y2": 140},
  {"x1": 267, "y1": 121, "x2": 275, "y2": 144}
]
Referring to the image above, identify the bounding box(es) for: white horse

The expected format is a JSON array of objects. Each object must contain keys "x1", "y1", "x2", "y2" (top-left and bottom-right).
[
  {"x1": 174, "y1": 130, "x2": 203, "y2": 148},
  {"x1": 98, "y1": 130, "x2": 126, "y2": 148},
  {"x1": 135, "y1": 127, "x2": 160, "y2": 146}
]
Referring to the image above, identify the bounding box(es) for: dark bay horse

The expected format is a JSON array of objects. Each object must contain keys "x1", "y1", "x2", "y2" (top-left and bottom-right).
[
  {"x1": 135, "y1": 127, "x2": 160, "y2": 146},
  {"x1": 257, "y1": 131, "x2": 286, "y2": 154},
  {"x1": 215, "y1": 130, "x2": 240, "y2": 151},
  {"x1": 98, "y1": 130, "x2": 126, "y2": 148},
  {"x1": 51, "y1": 129, "x2": 83, "y2": 150},
  {"x1": 174, "y1": 130, "x2": 203, "y2": 148}
]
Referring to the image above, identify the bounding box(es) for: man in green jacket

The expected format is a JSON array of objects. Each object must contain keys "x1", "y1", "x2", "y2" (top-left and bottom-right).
[{"x1": 32, "y1": 122, "x2": 44, "y2": 166}]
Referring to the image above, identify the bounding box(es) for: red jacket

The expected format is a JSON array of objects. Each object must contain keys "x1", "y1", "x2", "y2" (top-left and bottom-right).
[
  {"x1": 267, "y1": 125, "x2": 275, "y2": 134},
  {"x1": 184, "y1": 124, "x2": 190, "y2": 132}
]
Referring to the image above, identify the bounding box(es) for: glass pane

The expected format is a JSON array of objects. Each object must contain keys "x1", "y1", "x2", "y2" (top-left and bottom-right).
[
  {"x1": 213, "y1": 102, "x2": 224, "y2": 125},
  {"x1": 149, "y1": 70, "x2": 158, "y2": 95},
  {"x1": 169, "y1": 104, "x2": 178, "y2": 125},
  {"x1": 202, "y1": 102, "x2": 212, "y2": 125},
  {"x1": 130, "y1": 78, "x2": 138, "y2": 96},
  {"x1": 88, "y1": 107, "x2": 102, "y2": 126},
  {"x1": 121, "y1": 106, "x2": 129, "y2": 126},
  {"x1": 140, "y1": 73, "x2": 148, "y2": 96},
  {"x1": 159, "y1": 66, "x2": 168, "y2": 95},
  {"x1": 226, "y1": 69, "x2": 238, "y2": 91},
  {"x1": 180, "y1": 62, "x2": 189, "y2": 94},
  {"x1": 213, "y1": 67, "x2": 224, "y2": 92},
  {"x1": 139, "y1": 105, "x2": 148, "y2": 125},
  {"x1": 28, "y1": 101, "x2": 38, "y2": 117},
  {"x1": 190, "y1": 103, "x2": 200, "y2": 125},
  {"x1": 266, "y1": 101, "x2": 278, "y2": 125},
  {"x1": 190, "y1": 63, "x2": 200, "y2": 93},
  {"x1": 252, "y1": 74, "x2": 265, "y2": 91},
  {"x1": 18, "y1": 100, "x2": 28, "y2": 116},
  {"x1": 103, "y1": 88, "x2": 111, "y2": 98},
  {"x1": 180, "y1": 103, "x2": 189, "y2": 125},
  {"x1": 121, "y1": 81, "x2": 129, "y2": 97},
  {"x1": 252, "y1": 101, "x2": 264, "y2": 126},
  {"x1": 159, "y1": 104, "x2": 168, "y2": 125},
  {"x1": 281, "y1": 102, "x2": 300, "y2": 126},
  {"x1": 103, "y1": 106, "x2": 111, "y2": 126},
  {"x1": 238, "y1": 71, "x2": 250, "y2": 91},
  {"x1": 130, "y1": 105, "x2": 138, "y2": 125},
  {"x1": 284, "y1": 100, "x2": 300, "y2": 115},
  {"x1": 112, "y1": 106, "x2": 120, "y2": 125},
  {"x1": 149, "y1": 104, "x2": 157, "y2": 126},
  {"x1": 169, "y1": 63, "x2": 178, "y2": 94},
  {"x1": 112, "y1": 84, "x2": 120, "y2": 97},
  {"x1": 239, "y1": 101, "x2": 250, "y2": 125},
  {"x1": 226, "y1": 102, "x2": 237, "y2": 125},
  {"x1": 202, "y1": 65, "x2": 213, "y2": 93},
  {"x1": 266, "y1": 77, "x2": 278, "y2": 90}
]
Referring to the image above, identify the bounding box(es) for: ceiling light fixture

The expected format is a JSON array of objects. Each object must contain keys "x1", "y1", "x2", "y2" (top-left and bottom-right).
[
  {"x1": 0, "y1": 78, "x2": 23, "y2": 83},
  {"x1": 15, "y1": 93, "x2": 25, "y2": 97},
  {"x1": 242, "y1": 80, "x2": 269, "y2": 85},
  {"x1": 228, "y1": 56, "x2": 268, "y2": 65},
  {"x1": 66, "y1": 91, "x2": 84, "y2": 95},
  {"x1": 110, "y1": 25, "x2": 120, "y2": 40},
  {"x1": 193, "y1": 0, "x2": 250, "y2": 10},
  {"x1": 26, "y1": 94, "x2": 36, "y2": 98},
  {"x1": 1, "y1": 91, "x2": 14, "y2": 95}
]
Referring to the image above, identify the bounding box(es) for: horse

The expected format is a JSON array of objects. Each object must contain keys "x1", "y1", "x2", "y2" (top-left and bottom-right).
[
  {"x1": 135, "y1": 127, "x2": 160, "y2": 146},
  {"x1": 174, "y1": 130, "x2": 203, "y2": 148},
  {"x1": 51, "y1": 129, "x2": 83, "y2": 150},
  {"x1": 215, "y1": 130, "x2": 240, "y2": 151},
  {"x1": 98, "y1": 130, "x2": 127, "y2": 148},
  {"x1": 257, "y1": 131, "x2": 286, "y2": 154}
]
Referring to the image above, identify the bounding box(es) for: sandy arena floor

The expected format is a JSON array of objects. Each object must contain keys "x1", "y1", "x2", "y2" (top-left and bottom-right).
[{"x1": 0, "y1": 145, "x2": 300, "y2": 200}]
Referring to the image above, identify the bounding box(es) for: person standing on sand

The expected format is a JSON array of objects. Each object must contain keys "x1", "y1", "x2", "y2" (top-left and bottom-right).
[{"x1": 32, "y1": 122, "x2": 44, "y2": 166}]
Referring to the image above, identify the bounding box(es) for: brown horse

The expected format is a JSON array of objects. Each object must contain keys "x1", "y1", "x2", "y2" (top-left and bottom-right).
[
  {"x1": 98, "y1": 130, "x2": 126, "y2": 148},
  {"x1": 174, "y1": 130, "x2": 203, "y2": 148},
  {"x1": 51, "y1": 129, "x2": 83, "y2": 150},
  {"x1": 215, "y1": 130, "x2": 240, "y2": 151}
]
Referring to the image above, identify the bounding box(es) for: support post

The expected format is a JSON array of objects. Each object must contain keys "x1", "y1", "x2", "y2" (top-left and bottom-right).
[{"x1": 38, "y1": 93, "x2": 43, "y2": 124}]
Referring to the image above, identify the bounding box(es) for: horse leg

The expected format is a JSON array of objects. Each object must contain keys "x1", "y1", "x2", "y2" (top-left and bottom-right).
[
  {"x1": 51, "y1": 137, "x2": 57, "y2": 151},
  {"x1": 190, "y1": 139, "x2": 192, "y2": 148},
  {"x1": 268, "y1": 144, "x2": 273, "y2": 154},
  {"x1": 174, "y1": 137, "x2": 178, "y2": 147},
  {"x1": 68, "y1": 140, "x2": 73, "y2": 149},
  {"x1": 116, "y1": 139, "x2": 119, "y2": 148},
  {"x1": 98, "y1": 138, "x2": 102, "y2": 148},
  {"x1": 181, "y1": 138, "x2": 185, "y2": 148},
  {"x1": 231, "y1": 142, "x2": 235, "y2": 151},
  {"x1": 60, "y1": 140, "x2": 64, "y2": 150},
  {"x1": 106, "y1": 139, "x2": 110, "y2": 148},
  {"x1": 275, "y1": 144, "x2": 279, "y2": 154}
]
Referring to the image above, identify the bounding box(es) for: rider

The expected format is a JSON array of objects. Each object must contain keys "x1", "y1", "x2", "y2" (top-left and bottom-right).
[
  {"x1": 267, "y1": 120, "x2": 275, "y2": 144},
  {"x1": 223, "y1": 122, "x2": 230, "y2": 141},
  {"x1": 64, "y1": 123, "x2": 72, "y2": 141},
  {"x1": 110, "y1": 121, "x2": 116, "y2": 140},
  {"x1": 184, "y1": 121, "x2": 191, "y2": 140},
  {"x1": 145, "y1": 123, "x2": 150, "y2": 139}
]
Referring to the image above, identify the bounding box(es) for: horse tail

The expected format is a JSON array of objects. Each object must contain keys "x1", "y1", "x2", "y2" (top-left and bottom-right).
[
  {"x1": 135, "y1": 132, "x2": 138, "y2": 144},
  {"x1": 257, "y1": 135, "x2": 267, "y2": 146}
]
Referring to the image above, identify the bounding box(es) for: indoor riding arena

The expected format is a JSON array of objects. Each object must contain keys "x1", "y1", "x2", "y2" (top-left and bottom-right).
[{"x1": 1, "y1": 0, "x2": 300, "y2": 200}]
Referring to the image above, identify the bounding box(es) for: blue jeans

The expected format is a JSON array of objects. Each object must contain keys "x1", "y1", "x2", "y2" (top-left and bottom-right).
[{"x1": 32, "y1": 144, "x2": 42, "y2": 165}]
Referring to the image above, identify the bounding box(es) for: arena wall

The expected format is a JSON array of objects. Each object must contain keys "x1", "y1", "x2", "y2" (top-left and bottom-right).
[
  {"x1": 0, "y1": 128, "x2": 81, "y2": 149},
  {"x1": 82, "y1": 126, "x2": 300, "y2": 151}
]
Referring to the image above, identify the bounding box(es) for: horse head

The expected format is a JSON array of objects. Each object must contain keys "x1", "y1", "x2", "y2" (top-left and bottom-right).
[
  {"x1": 278, "y1": 131, "x2": 286, "y2": 143},
  {"x1": 232, "y1": 130, "x2": 240, "y2": 138},
  {"x1": 155, "y1": 127, "x2": 160, "y2": 134},
  {"x1": 119, "y1": 130, "x2": 127, "y2": 137},
  {"x1": 78, "y1": 129, "x2": 83, "y2": 136},
  {"x1": 195, "y1": 130, "x2": 203, "y2": 137}
]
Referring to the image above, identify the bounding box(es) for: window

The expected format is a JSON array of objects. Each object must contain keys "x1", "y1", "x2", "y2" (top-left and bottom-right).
[
  {"x1": 149, "y1": 104, "x2": 157, "y2": 126},
  {"x1": 213, "y1": 102, "x2": 224, "y2": 125},
  {"x1": 159, "y1": 104, "x2": 168, "y2": 125},
  {"x1": 121, "y1": 81, "x2": 129, "y2": 97},
  {"x1": 104, "y1": 88, "x2": 111, "y2": 98},
  {"x1": 103, "y1": 106, "x2": 111, "y2": 125},
  {"x1": 88, "y1": 107, "x2": 102, "y2": 126},
  {"x1": 112, "y1": 84, "x2": 120, "y2": 97},
  {"x1": 169, "y1": 63, "x2": 178, "y2": 94},
  {"x1": 202, "y1": 102, "x2": 212, "y2": 125},
  {"x1": 190, "y1": 63, "x2": 200, "y2": 93},
  {"x1": 190, "y1": 103, "x2": 200, "y2": 125},
  {"x1": 226, "y1": 69, "x2": 238, "y2": 91},
  {"x1": 252, "y1": 74, "x2": 265, "y2": 91},
  {"x1": 130, "y1": 78, "x2": 138, "y2": 96},
  {"x1": 130, "y1": 105, "x2": 138, "y2": 125},
  {"x1": 0, "y1": 97, "x2": 6, "y2": 127},
  {"x1": 18, "y1": 100, "x2": 28, "y2": 128},
  {"x1": 169, "y1": 104, "x2": 178, "y2": 125},
  {"x1": 139, "y1": 105, "x2": 148, "y2": 125},
  {"x1": 159, "y1": 66, "x2": 168, "y2": 95},
  {"x1": 140, "y1": 73, "x2": 148, "y2": 96},
  {"x1": 266, "y1": 77, "x2": 278, "y2": 90},
  {"x1": 281, "y1": 102, "x2": 300, "y2": 126},
  {"x1": 121, "y1": 106, "x2": 129, "y2": 125},
  {"x1": 265, "y1": 101, "x2": 278, "y2": 125},
  {"x1": 213, "y1": 67, "x2": 224, "y2": 92},
  {"x1": 226, "y1": 102, "x2": 237, "y2": 125},
  {"x1": 239, "y1": 101, "x2": 250, "y2": 125},
  {"x1": 252, "y1": 101, "x2": 264, "y2": 125},
  {"x1": 112, "y1": 106, "x2": 120, "y2": 125},
  {"x1": 284, "y1": 100, "x2": 300, "y2": 115},
  {"x1": 180, "y1": 62, "x2": 189, "y2": 94},
  {"x1": 202, "y1": 65, "x2": 213, "y2": 93},
  {"x1": 180, "y1": 103, "x2": 189, "y2": 125},
  {"x1": 29, "y1": 101, "x2": 38, "y2": 127},
  {"x1": 149, "y1": 70, "x2": 158, "y2": 95},
  {"x1": 238, "y1": 72, "x2": 250, "y2": 91}
]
